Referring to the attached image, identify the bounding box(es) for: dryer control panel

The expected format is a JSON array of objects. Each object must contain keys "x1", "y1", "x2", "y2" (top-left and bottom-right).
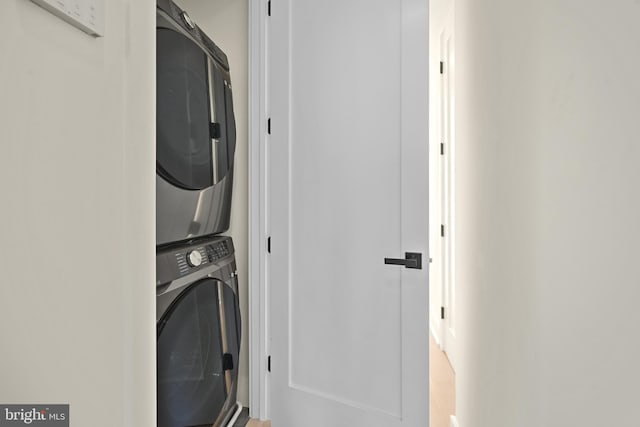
[{"x1": 156, "y1": 236, "x2": 234, "y2": 286}]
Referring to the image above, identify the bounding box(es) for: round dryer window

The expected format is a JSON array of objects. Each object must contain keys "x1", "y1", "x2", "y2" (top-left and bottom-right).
[{"x1": 157, "y1": 29, "x2": 213, "y2": 191}]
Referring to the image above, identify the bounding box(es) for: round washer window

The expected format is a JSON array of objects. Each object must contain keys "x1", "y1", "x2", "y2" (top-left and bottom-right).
[{"x1": 157, "y1": 279, "x2": 226, "y2": 427}]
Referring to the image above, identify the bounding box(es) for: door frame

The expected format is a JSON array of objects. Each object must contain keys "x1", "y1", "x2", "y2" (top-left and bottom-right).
[
  {"x1": 438, "y1": 6, "x2": 457, "y2": 371},
  {"x1": 248, "y1": 0, "x2": 269, "y2": 420}
]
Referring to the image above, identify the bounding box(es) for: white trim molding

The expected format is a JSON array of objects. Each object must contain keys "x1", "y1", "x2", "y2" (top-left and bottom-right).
[
  {"x1": 430, "y1": 319, "x2": 443, "y2": 350},
  {"x1": 248, "y1": 0, "x2": 269, "y2": 420}
]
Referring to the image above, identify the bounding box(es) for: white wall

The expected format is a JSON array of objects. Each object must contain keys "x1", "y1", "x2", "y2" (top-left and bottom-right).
[
  {"x1": 452, "y1": 0, "x2": 640, "y2": 426},
  {"x1": 0, "y1": 1, "x2": 155, "y2": 426},
  {"x1": 174, "y1": 0, "x2": 250, "y2": 407}
]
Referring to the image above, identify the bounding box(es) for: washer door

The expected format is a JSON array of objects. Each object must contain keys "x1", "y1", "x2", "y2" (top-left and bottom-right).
[{"x1": 157, "y1": 278, "x2": 239, "y2": 427}]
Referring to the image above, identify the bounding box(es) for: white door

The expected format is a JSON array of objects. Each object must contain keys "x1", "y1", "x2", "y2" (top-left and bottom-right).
[
  {"x1": 267, "y1": 1, "x2": 429, "y2": 426},
  {"x1": 439, "y1": 12, "x2": 457, "y2": 372}
]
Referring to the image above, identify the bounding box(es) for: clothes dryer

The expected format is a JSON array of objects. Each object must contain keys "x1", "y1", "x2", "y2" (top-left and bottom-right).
[
  {"x1": 157, "y1": 236, "x2": 241, "y2": 427},
  {"x1": 156, "y1": 0, "x2": 237, "y2": 246}
]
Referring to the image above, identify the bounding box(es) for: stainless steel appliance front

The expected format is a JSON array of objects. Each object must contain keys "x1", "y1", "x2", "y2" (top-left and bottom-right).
[
  {"x1": 156, "y1": 1, "x2": 236, "y2": 246},
  {"x1": 156, "y1": 235, "x2": 240, "y2": 427}
]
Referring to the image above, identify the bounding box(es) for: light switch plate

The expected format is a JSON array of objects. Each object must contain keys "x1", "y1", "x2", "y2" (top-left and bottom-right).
[{"x1": 30, "y1": 0, "x2": 104, "y2": 37}]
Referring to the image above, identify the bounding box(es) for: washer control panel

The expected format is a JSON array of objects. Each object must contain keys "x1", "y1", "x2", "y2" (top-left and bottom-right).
[
  {"x1": 157, "y1": 236, "x2": 235, "y2": 285},
  {"x1": 186, "y1": 249, "x2": 204, "y2": 267},
  {"x1": 205, "y1": 240, "x2": 230, "y2": 262},
  {"x1": 175, "y1": 247, "x2": 207, "y2": 276}
]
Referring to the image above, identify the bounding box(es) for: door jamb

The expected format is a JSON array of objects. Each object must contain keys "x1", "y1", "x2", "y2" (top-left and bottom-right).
[
  {"x1": 248, "y1": 0, "x2": 269, "y2": 420},
  {"x1": 439, "y1": 6, "x2": 457, "y2": 372}
]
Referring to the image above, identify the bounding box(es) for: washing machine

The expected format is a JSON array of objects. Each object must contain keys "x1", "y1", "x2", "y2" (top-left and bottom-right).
[
  {"x1": 157, "y1": 235, "x2": 241, "y2": 427},
  {"x1": 156, "y1": 0, "x2": 237, "y2": 246}
]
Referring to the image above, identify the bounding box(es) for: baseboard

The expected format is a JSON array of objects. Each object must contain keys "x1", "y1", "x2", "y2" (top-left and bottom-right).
[{"x1": 450, "y1": 415, "x2": 459, "y2": 427}]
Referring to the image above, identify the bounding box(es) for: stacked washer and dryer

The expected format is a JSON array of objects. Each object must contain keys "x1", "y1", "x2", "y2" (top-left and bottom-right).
[{"x1": 155, "y1": 1, "x2": 241, "y2": 426}]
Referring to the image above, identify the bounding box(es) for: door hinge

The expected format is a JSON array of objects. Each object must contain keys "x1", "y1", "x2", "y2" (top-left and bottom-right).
[
  {"x1": 440, "y1": 61, "x2": 444, "y2": 74},
  {"x1": 268, "y1": 0, "x2": 271, "y2": 16},
  {"x1": 440, "y1": 142, "x2": 444, "y2": 155},
  {"x1": 441, "y1": 306, "x2": 445, "y2": 319},
  {"x1": 267, "y1": 236, "x2": 271, "y2": 253},
  {"x1": 441, "y1": 224, "x2": 445, "y2": 237},
  {"x1": 267, "y1": 118, "x2": 271, "y2": 135},
  {"x1": 267, "y1": 355, "x2": 271, "y2": 372}
]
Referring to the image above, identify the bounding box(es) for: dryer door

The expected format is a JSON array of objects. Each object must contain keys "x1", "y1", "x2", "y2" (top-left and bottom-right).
[
  {"x1": 157, "y1": 278, "x2": 239, "y2": 427},
  {"x1": 157, "y1": 28, "x2": 213, "y2": 191}
]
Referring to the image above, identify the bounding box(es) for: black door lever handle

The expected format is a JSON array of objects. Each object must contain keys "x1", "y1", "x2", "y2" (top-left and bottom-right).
[{"x1": 384, "y1": 252, "x2": 422, "y2": 270}]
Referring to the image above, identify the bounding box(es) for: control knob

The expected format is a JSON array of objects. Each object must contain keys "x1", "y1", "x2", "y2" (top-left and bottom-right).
[{"x1": 186, "y1": 250, "x2": 203, "y2": 267}]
